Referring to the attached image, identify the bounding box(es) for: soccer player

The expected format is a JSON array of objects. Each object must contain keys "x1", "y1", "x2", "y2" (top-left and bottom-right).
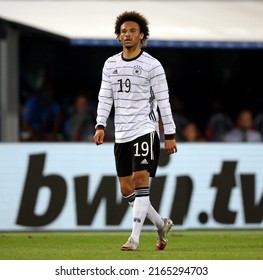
[{"x1": 93, "y1": 11, "x2": 177, "y2": 251}]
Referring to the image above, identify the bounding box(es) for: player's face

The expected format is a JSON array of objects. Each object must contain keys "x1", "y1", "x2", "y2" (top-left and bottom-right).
[{"x1": 118, "y1": 21, "x2": 144, "y2": 48}]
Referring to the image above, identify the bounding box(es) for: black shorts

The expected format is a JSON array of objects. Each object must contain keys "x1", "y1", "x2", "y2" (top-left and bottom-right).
[{"x1": 114, "y1": 131, "x2": 160, "y2": 178}]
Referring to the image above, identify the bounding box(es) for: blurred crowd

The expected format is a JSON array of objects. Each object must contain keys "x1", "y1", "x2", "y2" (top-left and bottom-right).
[
  {"x1": 19, "y1": 81, "x2": 115, "y2": 142},
  {"x1": 19, "y1": 81, "x2": 263, "y2": 143}
]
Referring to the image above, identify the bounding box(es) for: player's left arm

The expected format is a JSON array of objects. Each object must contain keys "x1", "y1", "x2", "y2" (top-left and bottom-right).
[{"x1": 152, "y1": 62, "x2": 177, "y2": 154}]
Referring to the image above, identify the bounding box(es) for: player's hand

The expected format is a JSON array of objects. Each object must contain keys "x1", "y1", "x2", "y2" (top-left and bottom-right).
[
  {"x1": 93, "y1": 129, "x2": 105, "y2": 145},
  {"x1": 164, "y1": 139, "x2": 177, "y2": 155}
]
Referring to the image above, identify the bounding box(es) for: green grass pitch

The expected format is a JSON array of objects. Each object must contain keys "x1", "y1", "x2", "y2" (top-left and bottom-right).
[{"x1": 0, "y1": 230, "x2": 262, "y2": 260}]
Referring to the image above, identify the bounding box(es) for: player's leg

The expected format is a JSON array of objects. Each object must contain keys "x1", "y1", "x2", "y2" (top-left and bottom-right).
[
  {"x1": 118, "y1": 171, "x2": 150, "y2": 250},
  {"x1": 123, "y1": 131, "x2": 164, "y2": 250},
  {"x1": 115, "y1": 134, "x2": 173, "y2": 250},
  {"x1": 134, "y1": 131, "x2": 167, "y2": 230},
  {"x1": 132, "y1": 131, "x2": 173, "y2": 250},
  {"x1": 128, "y1": 170, "x2": 150, "y2": 246},
  {"x1": 120, "y1": 176, "x2": 165, "y2": 236},
  {"x1": 114, "y1": 142, "x2": 139, "y2": 250},
  {"x1": 115, "y1": 141, "x2": 151, "y2": 250},
  {"x1": 116, "y1": 135, "x2": 164, "y2": 231},
  {"x1": 120, "y1": 177, "x2": 164, "y2": 230},
  {"x1": 121, "y1": 175, "x2": 173, "y2": 250}
]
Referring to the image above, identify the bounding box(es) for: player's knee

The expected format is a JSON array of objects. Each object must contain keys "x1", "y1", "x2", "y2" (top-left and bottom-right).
[
  {"x1": 120, "y1": 184, "x2": 134, "y2": 197},
  {"x1": 132, "y1": 174, "x2": 147, "y2": 188}
]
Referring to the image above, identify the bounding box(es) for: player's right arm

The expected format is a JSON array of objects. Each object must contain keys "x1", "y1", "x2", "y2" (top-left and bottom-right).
[
  {"x1": 94, "y1": 59, "x2": 114, "y2": 145},
  {"x1": 93, "y1": 127, "x2": 105, "y2": 145}
]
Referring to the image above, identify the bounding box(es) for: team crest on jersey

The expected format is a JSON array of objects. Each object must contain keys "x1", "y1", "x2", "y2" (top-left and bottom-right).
[{"x1": 133, "y1": 65, "x2": 142, "y2": 76}]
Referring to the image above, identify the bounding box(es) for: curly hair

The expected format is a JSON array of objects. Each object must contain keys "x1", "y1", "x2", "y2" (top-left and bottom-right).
[{"x1": 114, "y1": 11, "x2": 150, "y2": 46}]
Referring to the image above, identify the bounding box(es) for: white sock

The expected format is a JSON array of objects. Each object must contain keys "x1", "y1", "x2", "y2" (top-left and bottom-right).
[
  {"x1": 147, "y1": 206, "x2": 165, "y2": 229},
  {"x1": 124, "y1": 192, "x2": 164, "y2": 230},
  {"x1": 130, "y1": 188, "x2": 150, "y2": 243}
]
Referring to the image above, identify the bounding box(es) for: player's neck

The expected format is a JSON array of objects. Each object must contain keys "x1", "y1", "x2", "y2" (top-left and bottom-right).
[{"x1": 122, "y1": 46, "x2": 142, "y2": 60}]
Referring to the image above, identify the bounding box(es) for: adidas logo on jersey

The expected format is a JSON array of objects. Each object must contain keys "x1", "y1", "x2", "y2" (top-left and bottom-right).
[
  {"x1": 141, "y1": 159, "x2": 148, "y2": 164},
  {"x1": 113, "y1": 69, "x2": 118, "y2": 74}
]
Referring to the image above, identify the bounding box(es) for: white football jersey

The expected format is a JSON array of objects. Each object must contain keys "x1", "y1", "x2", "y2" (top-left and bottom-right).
[{"x1": 96, "y1": 50, "x2": 176, "y2": 143}]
